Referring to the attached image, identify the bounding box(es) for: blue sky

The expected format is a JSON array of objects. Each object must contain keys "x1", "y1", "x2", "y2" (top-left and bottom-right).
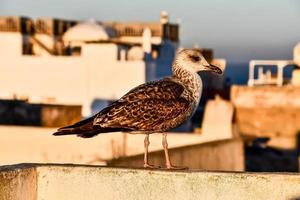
[{"x1": 1, "y1": 0, "x2": 299, "y2": 61}]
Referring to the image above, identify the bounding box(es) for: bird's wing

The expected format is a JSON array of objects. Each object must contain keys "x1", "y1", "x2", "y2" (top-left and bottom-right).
[{"x1": 93, "y1": 78, "x2": 190, "y2": 131}]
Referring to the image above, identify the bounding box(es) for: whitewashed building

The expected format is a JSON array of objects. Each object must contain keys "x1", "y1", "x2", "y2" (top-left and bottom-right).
[{"x1": 0, "y1": 13, "x2": 179, "y2": 116}]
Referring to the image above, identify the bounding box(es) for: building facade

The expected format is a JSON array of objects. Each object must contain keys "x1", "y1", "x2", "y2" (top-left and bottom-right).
[{"x1": 0, "y1": 13, "x2": 179, "y2": 116}]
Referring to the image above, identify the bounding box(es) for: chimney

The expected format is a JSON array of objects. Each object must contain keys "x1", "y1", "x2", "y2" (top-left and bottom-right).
[{"x1": 160, "y1": 11, "x2": 169, "y2": 24}]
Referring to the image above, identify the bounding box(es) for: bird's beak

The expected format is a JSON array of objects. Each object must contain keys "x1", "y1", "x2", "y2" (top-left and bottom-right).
[{"x1": 204, "y1": 63, "x2": 223, "y2": 74}]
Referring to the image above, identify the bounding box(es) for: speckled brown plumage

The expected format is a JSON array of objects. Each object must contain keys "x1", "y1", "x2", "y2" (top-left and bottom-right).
[
  {"x1": 53, "y1": 78, "x2": 193, "y2": 137},
  {"x1": 93, "y1": 78, "x2": 191, "y2": 132}
]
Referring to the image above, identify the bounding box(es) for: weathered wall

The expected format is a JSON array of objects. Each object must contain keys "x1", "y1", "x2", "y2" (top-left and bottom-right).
[
  {"x1": 231, "y1": 85, "x2": 300, "y2": 108},
  {"x1": 109, "y1": 139, "x2": 244, "y2": 171},
  {"x1": 231, "y1": 86, "x2": 300, "y2": 140},
  {"x1": 0, "y1": 165, "x2": 36, "y2": 200},
  {"x1": 2, "y1": 164, "x2": 300, "y2": 200}
]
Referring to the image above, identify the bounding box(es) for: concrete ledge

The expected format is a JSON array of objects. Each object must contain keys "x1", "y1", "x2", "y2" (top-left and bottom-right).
[
  {"x1": 1, "y1": 164, "x2": 300, "y2": 200},
  {"x1": 0, "y1": 164, "x2": 37, "y2": 200}
]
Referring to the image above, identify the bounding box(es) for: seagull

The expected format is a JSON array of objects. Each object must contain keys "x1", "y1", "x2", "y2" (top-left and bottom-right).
[{"x1": 53, "y1": 48, "x2": 222, "y2": 169}]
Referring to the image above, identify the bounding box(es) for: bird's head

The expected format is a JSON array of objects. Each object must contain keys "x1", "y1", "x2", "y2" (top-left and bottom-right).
[{"x1": 174, "y1": 48, "x2": 223, "y2": 75}]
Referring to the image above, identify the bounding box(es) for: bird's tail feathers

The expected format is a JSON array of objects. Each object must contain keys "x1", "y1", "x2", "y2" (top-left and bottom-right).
[
  {"x1": 53, "y1": 129, "x2": 100, "y2": 138},
  {"x1": 53, "y1": 115, "x2": 97, "y2": 137},
  {"x1": 57, "y1": 115, "x2": 96, "y2": 132},
  {"x1": 53, "y1": 115, "x2": 130, "y2": 138},
  {"x1": 53, "y1": 126, "x2": 128, "y2": 138}
]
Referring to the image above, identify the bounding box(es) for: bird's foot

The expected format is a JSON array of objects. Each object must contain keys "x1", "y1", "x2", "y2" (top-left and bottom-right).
[
  {"x1": 143, "y1": 163, "x2": 161, "y2": 169},
  {"x1": 165, "y1": 165, "x2": 188, "y2": 170}
]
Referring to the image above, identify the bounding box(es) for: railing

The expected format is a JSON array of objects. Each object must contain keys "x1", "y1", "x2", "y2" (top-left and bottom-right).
[{"x1": 248, "y1": 60, "x2": 295, "y2": 86}]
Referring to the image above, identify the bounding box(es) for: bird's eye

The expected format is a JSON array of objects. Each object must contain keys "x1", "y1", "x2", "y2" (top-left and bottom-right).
[{"x1": 189, "y1": 55, "x2": 201, "y2": 62}]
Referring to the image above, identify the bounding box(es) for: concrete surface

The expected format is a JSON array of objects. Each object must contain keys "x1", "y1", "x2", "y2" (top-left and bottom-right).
[
  {"x1": 231, "y1": 85, "x2": 300, "y2": 149},
  {"x1": 231, "y1": 85, "x2": 300, "y2": 108},
  {"x1": 1, "y1": 163, "x2": 300, "y2": 200},
  {"x1": 109, "y1": 138, "x2": 244, "y2": 171},
  {"x1": 0, "y1": 125, "x2": 232, "y2": 166},
  {"x1": 0, "y1": 164, "x2": 36, "y2": 200}
]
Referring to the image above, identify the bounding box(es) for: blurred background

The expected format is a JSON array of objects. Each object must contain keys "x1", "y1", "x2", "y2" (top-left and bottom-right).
[{"x1": 0, "y1": 0, "x2": 300, "y2": 172}]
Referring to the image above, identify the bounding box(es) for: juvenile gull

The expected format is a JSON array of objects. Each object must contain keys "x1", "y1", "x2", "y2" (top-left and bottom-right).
[{"x1": 53, "y1": 48, "x2": 222, "y2": 169}]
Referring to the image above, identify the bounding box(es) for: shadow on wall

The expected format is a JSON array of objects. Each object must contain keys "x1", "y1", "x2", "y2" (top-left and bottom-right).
[
  {"x1": 245, "y1": 135, "x2": 300, "y2": 172},
  {"x1": 0, "y1": 99, "x2": 41, "y2": 126}
]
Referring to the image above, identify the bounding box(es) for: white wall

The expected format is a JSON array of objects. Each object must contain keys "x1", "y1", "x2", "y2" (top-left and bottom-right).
[
  {"x1": 0, "y1": 56, "x2": 85, "y2": 103},
  {"x1": 0, "y1": 125, "x2": 231, "y2": 166},
  {"x1": 0, "y1": 32, "x2": 23, "y2": 56},
  {"x1": 0, "y1": 43, "x2": 146, "y2": 116},
  {"x1": 81, "y1": 43, "x2": 118, "y2": 61}
]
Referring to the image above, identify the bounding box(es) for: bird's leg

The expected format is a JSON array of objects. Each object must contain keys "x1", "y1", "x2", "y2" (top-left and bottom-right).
[
  {"x1": 143, "y1": 134, "x2": 160, "y2": 169},
  {"x1": 162, "y1": 133, "x2": 188, "y2": 170}
]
